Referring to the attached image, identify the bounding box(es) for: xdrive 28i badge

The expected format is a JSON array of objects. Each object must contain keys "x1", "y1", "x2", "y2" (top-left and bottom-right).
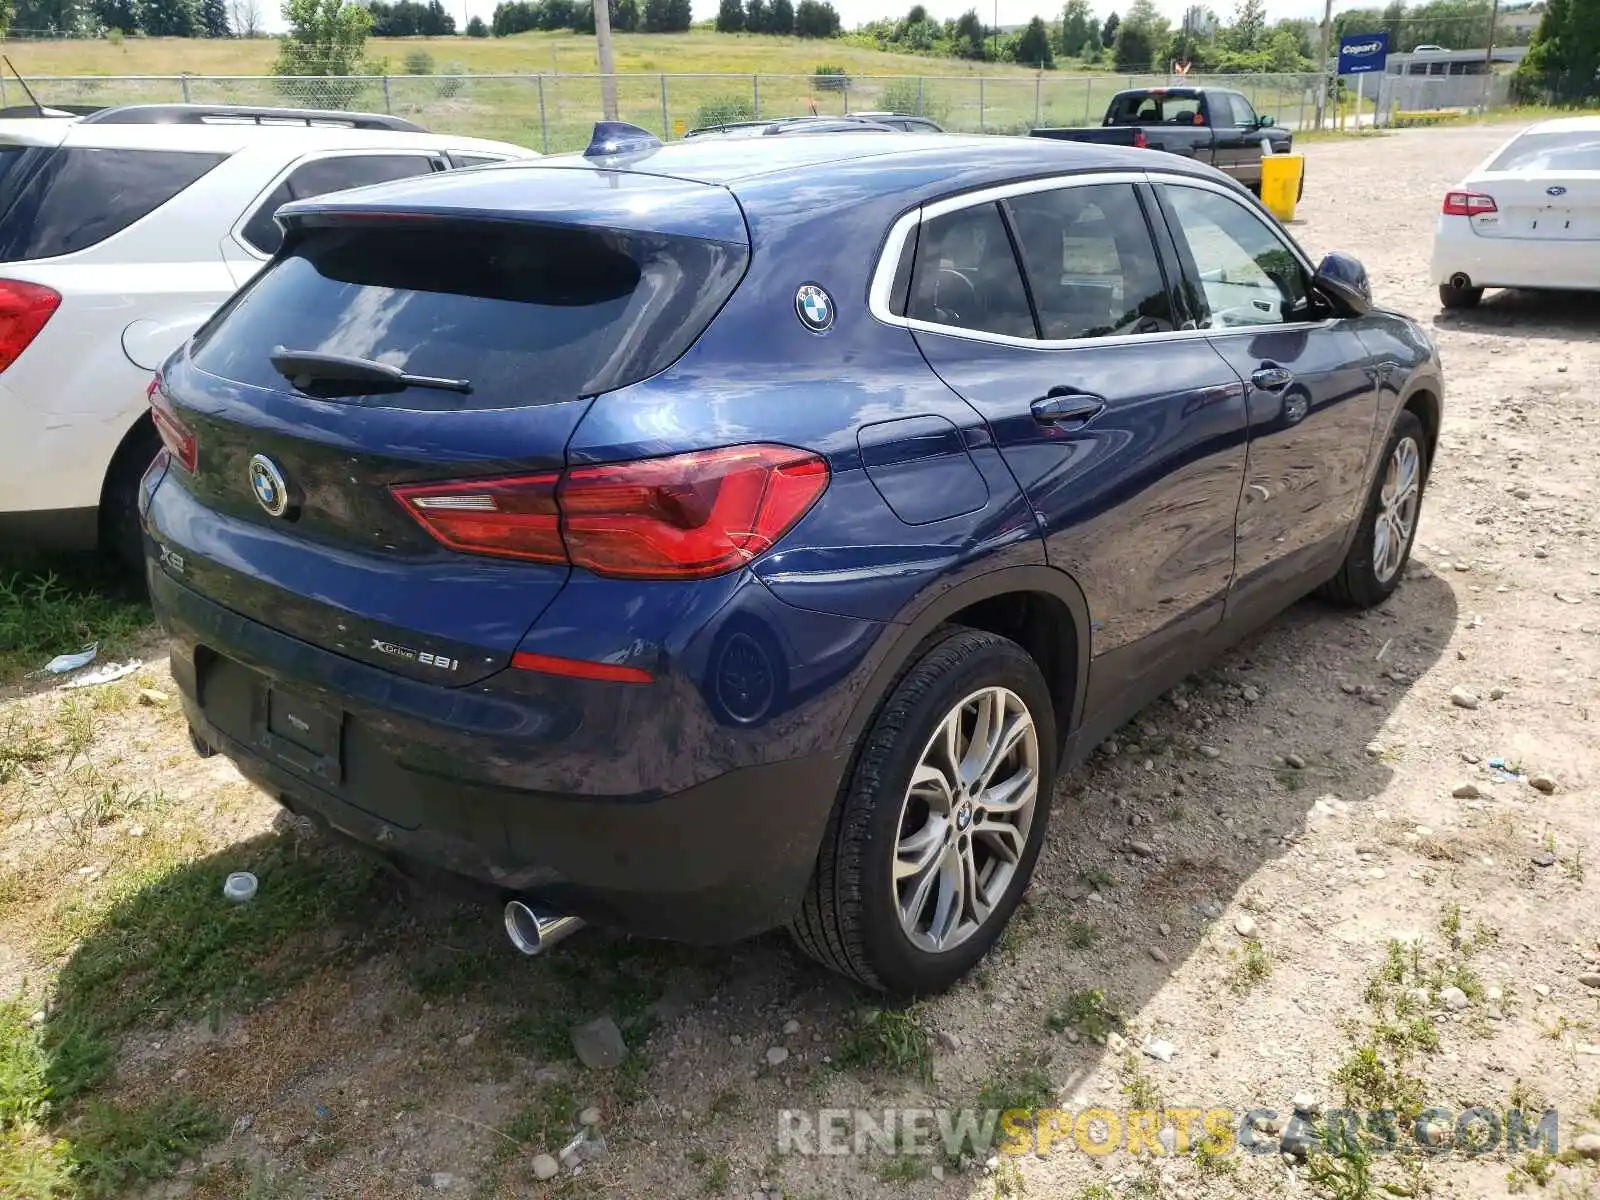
[
  {"x1": 248, "y1": 454, "x2": 290, "y2": 517},
  {"x1": 794, "y1": 284, "x2": 834, "y2": 333}
]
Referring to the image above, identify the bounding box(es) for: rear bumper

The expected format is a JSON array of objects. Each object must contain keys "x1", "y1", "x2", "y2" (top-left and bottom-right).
[
  {"x1": 152, "y1": 565, "x2": 849, "y2": 943},
  {"x1": 1431, "y1": 221, "x2": 1600, "y2": 291}
]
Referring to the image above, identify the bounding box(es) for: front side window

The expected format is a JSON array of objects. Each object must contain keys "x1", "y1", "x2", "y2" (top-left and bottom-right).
[
  {"x1": 1162, "y1": 185, "x2": 1310, "y2": 328},
  {"x1": 906, "y1": 202, "x2": 1035, "y2": 338},
  {"x1": 1228, "y1": 94, "x2": 1259, "y2": 129},
  {"x1": 1004, "y1": 184, "x2": 1176, "y2": 340}
]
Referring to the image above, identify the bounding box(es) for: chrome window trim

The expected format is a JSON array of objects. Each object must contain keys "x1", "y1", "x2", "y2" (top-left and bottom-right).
[{"x1": 867, "y1": 169, "x2": 1329, "y2": 350}]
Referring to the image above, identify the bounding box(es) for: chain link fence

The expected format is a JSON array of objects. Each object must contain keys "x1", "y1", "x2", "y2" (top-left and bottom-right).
[{"x1": 15, "y1": 70, "x2": 1343, "y2": 152}]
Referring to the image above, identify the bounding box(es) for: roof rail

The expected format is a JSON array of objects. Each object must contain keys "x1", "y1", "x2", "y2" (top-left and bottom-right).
[
  {"x1": 0, "y1": 102, "x2": 99, "y2": 118},
  {"x1": 78, "y1": 104, "x2": 426, "y2": 132}
]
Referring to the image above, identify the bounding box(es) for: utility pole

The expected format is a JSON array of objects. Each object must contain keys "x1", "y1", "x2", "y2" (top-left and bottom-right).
[
  {"x1": 594, "y1": 0, "x2": 618, "y2": 121},
  {"x1": 1483, "y1": 0, "x2": 1500, "y2": 107},
  {"x1": 1313, "y1": 0, "x2": 1334, "y2": 130}
]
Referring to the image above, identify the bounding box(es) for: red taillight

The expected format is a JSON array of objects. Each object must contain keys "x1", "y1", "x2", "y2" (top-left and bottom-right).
[
  {"x1": 0, "y1": 279, "x2": 60, "y2": 373},
  {"x1": 1133, "y1": 130, "x2": 1148, "y2": 149},
  {"x1": 391, "y1": 444, "x2": 830, "y2": 580},
  {"x1": 561, "y1": 445, "x2": 829, "y2": 579},
  {"x1": 147, "y1": 375, "x2": 197, "y2": 474},
  {"x1": 1443, "y1": 191, "x2": 1497, "y2": 217},
  {"x1": 392, "y1": 472, "x2": 563, "y2": 563}
]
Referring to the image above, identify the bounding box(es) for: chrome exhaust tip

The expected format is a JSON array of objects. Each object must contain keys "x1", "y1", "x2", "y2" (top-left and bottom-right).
[
  {"x1": 504, "y1": 899, "x2": 585, "y2": 956},
  {"x1": 1450, "y1": 272, "x2": 1472, "y2": 290}
]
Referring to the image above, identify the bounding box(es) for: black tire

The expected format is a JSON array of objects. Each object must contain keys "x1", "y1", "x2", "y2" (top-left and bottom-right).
[
  {"x1": 99, "y1": 419, "x2": 161, "y2": 572},
  {"x1": 1320, "y1": 409, "x2": 1428, "y2": 609},
  {"x1": 1438, "y1": 282, "x2": 1483, "y2": 310},
  {"x1": 789, "y1": 628, "x2": 1057, "y2": 995}
]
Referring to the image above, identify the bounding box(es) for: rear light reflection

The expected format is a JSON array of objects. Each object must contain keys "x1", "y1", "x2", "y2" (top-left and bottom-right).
[
  {"x1": 0, "y1": 279, "x2": 60, "y2": 373},
  {"x1": 510, "y1": 650, "x2": 653, "y2": 685},
  {"x1": 1443, "y1": 191, "x2": 1497, "y2": 216},
  {"x1": 391, "y1": 444, "x2": 830, "y2": 580},
  {"x1": 147, "y1": 375, "x2": 197, "y2": 474}
]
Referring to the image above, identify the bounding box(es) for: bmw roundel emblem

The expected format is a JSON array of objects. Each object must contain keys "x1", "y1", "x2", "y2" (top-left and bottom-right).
[
  {"x1": 795, "y1": 283, "x2": 834, "y2": 333},
  {"x1": 248, "y1": 453, "x2": 289, "y2": 517},
  {"x1": 1547, "y1": 185, "x2": 1568, "y2": 197}
]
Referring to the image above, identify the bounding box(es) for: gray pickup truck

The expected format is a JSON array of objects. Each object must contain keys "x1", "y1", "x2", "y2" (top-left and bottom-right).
[{"x1": 1032, "y1": 86, "x2": 1297, "y2": 196}]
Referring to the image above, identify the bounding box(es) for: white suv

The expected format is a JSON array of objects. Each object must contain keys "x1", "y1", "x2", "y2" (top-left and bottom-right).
[{"x1": 0, "y1": 104, "x2": 535, "y2": 562}]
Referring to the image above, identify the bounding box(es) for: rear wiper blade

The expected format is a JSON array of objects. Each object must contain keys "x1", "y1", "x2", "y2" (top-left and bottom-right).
[{"x1": 269, "y1": 348, "x2": 472, "y2": 396}]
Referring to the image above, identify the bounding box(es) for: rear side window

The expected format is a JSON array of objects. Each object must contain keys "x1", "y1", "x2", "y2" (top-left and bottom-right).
[
  {"x1": 1488, "y1": 130, "x2": 1600, "y2": 172},
  {"x1": 1108, "y1": 93, "x2": 1201, "y2": 125},
  {"x1": 906, "y1": 202, "x2": 1035, "y2": 339},
  {"x1": 0, "y1": 147, "x2": 225, "y2": 260},
  {"x1": 193, "y1": 221, "x2": 747, "y2": 410},
  {"x1": 1005, "y1": 184, "x2": 1175, "y2": 339},
  {"x1": 240, "y1": 153, "x2": 441, "y2": 255}
]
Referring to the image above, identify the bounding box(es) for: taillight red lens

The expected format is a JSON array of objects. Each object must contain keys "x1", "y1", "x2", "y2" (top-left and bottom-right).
[
  {"x1": 1133, "y1": 130, "x2": 1148, "y2": 149},
  {"x1": 391, "y1": 444, "x2": 829, "y2": 579},
  {"x1": 1443, "y1": 191, "x2": 1497, "y2": 216},
  {"x1": 147, "y1": 375, "x2": 197, "y2": 474},
  {"x1": 391, "y1": 472, "x2": 563, "y2": 563},
  {"x1": 0, "y1": 279, "x2": 60, "y2": 373},
  {"x1": 561, "y1": 445, "x2": 829, "y2": 579}
]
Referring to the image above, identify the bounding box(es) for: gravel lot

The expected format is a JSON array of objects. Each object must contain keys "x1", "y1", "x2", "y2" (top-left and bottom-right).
[{"x1": 3, "y1": 124, "x2": 1598, "y2": 1200}]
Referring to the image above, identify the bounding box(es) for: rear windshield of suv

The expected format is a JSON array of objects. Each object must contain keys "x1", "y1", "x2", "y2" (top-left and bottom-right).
[
  {"x1": 0, "y1": 146, "x2": 226, "y2": 260},
  {"x1": 1487, "y1": 130, "x2": 1600, "y2": 173},
  {"x1": 191, "y1": 220, "x2": 748, "y2": 410}
]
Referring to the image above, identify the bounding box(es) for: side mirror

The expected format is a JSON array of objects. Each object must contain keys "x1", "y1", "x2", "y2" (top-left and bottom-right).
[
  {"x1": 1314, "y1": 251, "x2": 1373, "y2": 317},
  {"x1": 1257, "y1": 114, "x2": 1276, "y2": 128}
]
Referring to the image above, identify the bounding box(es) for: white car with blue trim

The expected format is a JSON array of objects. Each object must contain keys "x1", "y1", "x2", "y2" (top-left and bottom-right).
[{"x1": 1431, "y1": 116, "x2": 1600, "y2": 310}]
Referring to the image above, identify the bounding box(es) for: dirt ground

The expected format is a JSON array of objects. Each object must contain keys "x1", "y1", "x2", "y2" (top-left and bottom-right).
[{"x1": 3, "y1": 124, "x2": 1599, "y2": 1200}]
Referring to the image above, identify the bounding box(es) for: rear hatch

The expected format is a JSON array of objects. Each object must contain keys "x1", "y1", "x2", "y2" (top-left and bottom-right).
[
  {"x1": 1471, "y1": 129, "x2": 1600, "y2": 242},
  {"x1": 153, "y1": 165, "x2": 750, "y2": 685}
]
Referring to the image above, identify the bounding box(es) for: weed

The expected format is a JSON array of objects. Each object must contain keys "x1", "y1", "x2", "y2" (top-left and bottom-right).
[
  {"x1": 1305, "y1": 1128, "x2": 1374, "y2": 1200},
  {"x1": 71, "y1": 1094, "x2": 221, "y2": 1198},
  {"x1": 1510, "y1": 1079, "x2": 1547, "y2": 1114},
  {"x1": 1439, "y1": 902, "x2": 1461, "y2": 950},
  {"x1": 1119, "y1": 1052, "x2": 1161, "y2": 1110},
  {"x1": 1333, "y1": 1039, "x2": 1425, "y2": 1119},
  {"x1": 0, "y1": 558, "x2": 151, "y2": 684},
  {"x1": 1274, "y1": 763, "x2": 1306, "y2": 791},
  {"x1": 1561, "y1": 850, "x2": 1584, "y2": 883},
  {"x1": 1193, "y1": 1130, "x2": 1235, "y2": 1177},
  {"x1": 0, "y1": 716, "x2": 52, "y2": 785},
  {"x1": 1063, "y1": 919, "x2": 1098, "y2": 950},
  {"x1": 499, "y1": 1083, "x2": 576, "y2": 1159},
  {"x1": 1506, "y1": 1149, "x2": 1557, "y2": 1192},
  {"x1": 977, "y1": 1052, "x2": 1055, "y2": 1116},
  {"x1": 703, "y1": 1152, "x2": 731, "y2": 1193},
  {"x1": 1079, "y1": 865, "x2": 1116, "y2": 891},
  {"x1": 1045, "y1": 988, "x2": 1124, "y2": 1043},
  {"x1": 993, "y1": 1155, "x2": 1026, "y2": 1196},
  {"x1": 1228, "y1": 938, "x2": 1272, "y2": 995},
  {"x1": 837, "y1": 1009, "x2": 932, "y2": 1082},
  {"x1": 1075, "y1": 1185, "x2": 1114, "y2": 1200},
  {"x1": 709, "y1": 1088, "x2": 743, "y2": 1117},
  {"x1": 877, "y1": 1152, "x2": 929, "y2": 1182}
]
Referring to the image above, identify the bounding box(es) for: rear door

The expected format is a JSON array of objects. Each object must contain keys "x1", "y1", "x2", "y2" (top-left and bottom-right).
[
  {"x1": 1152, "y1": 177, "x2": 1378, "y2": 614},
  {"x1": 1213, "y1": 93, "x2": 1263, "y2": 186},
  {"x1": 894, "y1": 175, "x2": 1250, "y2": 713},
  {"x1": 152, "y1": 173, "x2": 750, "y2": 685}
]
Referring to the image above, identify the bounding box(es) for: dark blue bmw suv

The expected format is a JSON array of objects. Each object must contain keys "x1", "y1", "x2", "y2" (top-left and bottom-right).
[{"x1": 143, "y1": 125, "x2": 1441, "y2": 994}]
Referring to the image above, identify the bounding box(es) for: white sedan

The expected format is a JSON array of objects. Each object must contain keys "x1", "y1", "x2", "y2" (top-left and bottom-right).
[{"x1": 1430, "y1": 116, "x2": 1600, "y2": 309}]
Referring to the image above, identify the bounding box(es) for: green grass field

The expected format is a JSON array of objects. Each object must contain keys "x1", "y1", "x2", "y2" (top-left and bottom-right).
[{"x1": 1, "y1": 31, "x2": 1320, "y2": 149}]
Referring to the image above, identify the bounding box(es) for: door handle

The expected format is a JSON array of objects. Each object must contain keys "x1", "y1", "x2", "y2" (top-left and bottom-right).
[
  {"x1": 1251, "y1": 366, "x2": 1294, "y2": 392},
  {"x1": 1031, "y1": 389, "x2": 1107, "y2": 428}
]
